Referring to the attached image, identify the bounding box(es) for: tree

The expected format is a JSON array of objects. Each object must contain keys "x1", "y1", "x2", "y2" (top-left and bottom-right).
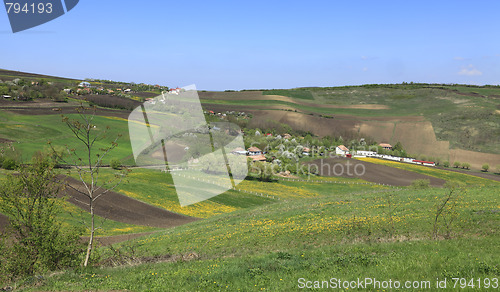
[
  {"x1": 0, "y1": 156, "x2": 83, "y2": 280},
  {"x1": 461, "y1": 162, "x2": 470, "y2": 170},
  {"x1": 443, "y1": 161, "x2": 450, "y2": 168},
  {"x1": 49, "y1": 105, "x2": 125, "y2": 267},
  {"x1": 453, "y1": 161, "x2": 461, "y2": 168},
  {"x1": 392, "y1": 141, "x2": 404, "y2": 152},
  {"x1": 482, "y1": 164, "x2": 489, "y2": 172}
]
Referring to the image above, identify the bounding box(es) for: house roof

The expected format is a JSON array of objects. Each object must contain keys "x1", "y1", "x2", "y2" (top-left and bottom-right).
[
  {"x1": 303, "y1": 147, "x2": 310, "y2": 152},
  {"x1": 247, "y1": 147, "x2": 262, "y2": 152},
  {"x1": 379, "y1": 143, "x2": 392, "y2": 148},
  {"x1": 232, "y1": 147, "x2": 245, "y2": 152},
  {"x1": 251, "y1": 154, "x2": 267, "y2": 162},
  {"x1": 337, "y1": 145, "x2": 349, "y2": 151}
]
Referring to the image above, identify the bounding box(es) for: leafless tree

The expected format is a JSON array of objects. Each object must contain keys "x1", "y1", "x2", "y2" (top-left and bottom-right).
[{"x1": 49, "y1": 104, "x2": 125, "y2": 267}]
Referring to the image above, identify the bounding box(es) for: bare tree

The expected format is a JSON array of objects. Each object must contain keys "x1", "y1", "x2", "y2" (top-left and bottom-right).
[{"x1": 49, "y1": 104, "x2": 125, "y2": 267}]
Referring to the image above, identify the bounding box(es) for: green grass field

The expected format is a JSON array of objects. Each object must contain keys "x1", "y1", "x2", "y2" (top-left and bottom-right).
[
  {"x1": 0, "y1": 110, "x2": 135, "y2": 165},
  {"x1": 24, "y1": 185, "x2": 499, "y2": 291}
]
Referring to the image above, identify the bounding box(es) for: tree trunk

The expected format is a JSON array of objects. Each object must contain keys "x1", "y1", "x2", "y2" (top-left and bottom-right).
[{"x1": 83, "y1": 203, "x2": 94, "y2": 267}]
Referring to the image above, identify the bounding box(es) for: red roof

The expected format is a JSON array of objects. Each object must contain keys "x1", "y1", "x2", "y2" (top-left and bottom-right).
[
  {"x1": 413, "y1": 160, "x2": 435, "y2": 164},
  {"x1": 337, "y1": 145, "x2": 349, "y2": 151},
  {"x1": 251, "y1": 154, "x2": 267, "y2": 162},
  {"x1": 247, "y1": 147, "x2": 262, "y2": 152}
]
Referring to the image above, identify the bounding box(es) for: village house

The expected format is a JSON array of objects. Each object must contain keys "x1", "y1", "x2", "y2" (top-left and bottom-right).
[
  {"x1": 251, "y1": 154, "x2": 267, "y2": 162},
  {"x1": 379, "y1": 143, "x2": 393, "y2": 150},
  {"x1": 336, "y1": 145, "x2": 350, "y2": 156},
  {"x1": 78, "y1": 81, "x2": 91, "y2": 88},
  {"x1": 247, "y1": 147, "x2": 263, "y2": 156},
  {"x1": 302, "y1": 147, "x2": 311, "y2": 156},
  {"x1": 231, "y1": 147, "x2": 247, "y2": 155}
]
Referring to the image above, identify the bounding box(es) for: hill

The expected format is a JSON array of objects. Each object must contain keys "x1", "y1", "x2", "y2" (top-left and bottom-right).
[{"x1": 199, "y1": 84, "x2": 500, "y2": 170}]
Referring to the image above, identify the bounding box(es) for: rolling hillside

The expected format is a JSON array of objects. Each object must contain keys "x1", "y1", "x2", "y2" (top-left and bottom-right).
[{"x1": 199, "y1": 85, "x2": 500, "y2": 170}]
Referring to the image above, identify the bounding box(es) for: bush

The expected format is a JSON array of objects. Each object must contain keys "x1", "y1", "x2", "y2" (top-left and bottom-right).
[
  {"x1": 110, "y1": 159, "x2": 122, "y2": 170},
  {"x1": 0, "y1": 158, "x2": 84, "y2": 281},
  {"x1": 411, "y1": 179, "x2": 430, "y2": 189},
  {"x1": 2, "y1": 157, "x2": 17, "y2": 170},
  {"x1": 443, "y1": 161, "x2": 450, "y2": 168},
  {"x1": 482, "y1": 164, "x2": 489, "y2": 172}
]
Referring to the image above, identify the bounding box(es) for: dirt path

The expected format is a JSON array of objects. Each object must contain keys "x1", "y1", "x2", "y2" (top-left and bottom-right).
[{"x1": 306, "y1": 157, "x2": 446, "y2": 187}]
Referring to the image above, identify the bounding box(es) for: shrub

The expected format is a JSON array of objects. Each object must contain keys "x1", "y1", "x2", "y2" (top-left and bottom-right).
[
  {"x1": 110, "y1": 159, "x2": 122, "y2": 170},
  {"x1": 411, "y1": 179, "x2": 430, "y2": 189},
  {"x1": 2, "y1": 157, "x2": 17, "y2": 170},
  {"x1": 482, "y1": 164, "x2": 489, "y2": 172},
  {"x1": 0, "y1": 158, "x2": 84, "y2": 281},
  {"x1": 443, "y1": 161, "x2": 450, "y2": 168}
]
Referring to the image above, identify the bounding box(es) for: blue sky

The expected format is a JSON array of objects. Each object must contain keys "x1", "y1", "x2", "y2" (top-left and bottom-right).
[{"x1": 1, "y1": 1, "x2": 500, "y2": 90}]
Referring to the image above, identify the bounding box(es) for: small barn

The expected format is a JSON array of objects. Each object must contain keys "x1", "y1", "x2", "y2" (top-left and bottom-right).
[{"x1": 336, "y1": 145, "x2": 350, "y2": 156}]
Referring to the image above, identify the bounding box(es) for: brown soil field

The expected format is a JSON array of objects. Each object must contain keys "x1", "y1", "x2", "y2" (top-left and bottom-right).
[
  {"x1": 449, "y1": 149, "x2": 500, "y2": 171},
  {"x1": 0, "y1": 175, "x2": 198, "y2": 233},
  {"x1": 306, "y1": 157, "x2": 446, "y2": 187},
  {"x1": 60, "y1": 176, "x2": 199, "y2": 228},
  {"x1": 249, "y1": 110, "x2": 359, "y2": 137},
  {"x1": 151, "y1": 142, "x2": 187, "y2": 164},
  {"x1": 0, "y1": 69, "x2": 76, "y2": 81}
]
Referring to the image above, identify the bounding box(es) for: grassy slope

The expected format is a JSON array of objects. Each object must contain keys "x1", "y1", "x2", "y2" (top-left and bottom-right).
[
  {"x1": 29, "y1": 185, "x2": 499, "y2": 291},
  {"x1": 356, "y1": 158, "x2": 500, "y2": 186},
  {"x1": 0, "y1": 110, "x2": 135, "y2": 165}
]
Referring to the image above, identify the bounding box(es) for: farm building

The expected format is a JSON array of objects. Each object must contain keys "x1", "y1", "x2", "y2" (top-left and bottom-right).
[
  {"x1": 251, "y1": 154, "x2": 267, "y2": 162},
  {"x1": 78, "y1": 81, "x2": 91, "y2": 88},
  {"x1": 379, "y1": 143, "x2": 393, "y2": 150},
  {"x1": 302, "y1": 147, "x2": 311, "y2": 156},
  {"x1": 336, "y1": 145, "x2": 350, "y2": 156},
  {"x1": 247, "y1": 147, "x2": 263, "y2": 156},
  {"x1": 169, "y1": 87, "x2": 181, "y2": 94},
  {"x1": 231, "y1": 147, "x2": 247, "y2": 155}
]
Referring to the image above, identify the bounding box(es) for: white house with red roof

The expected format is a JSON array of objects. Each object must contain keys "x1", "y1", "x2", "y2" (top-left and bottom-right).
[{"x1": 336, "y1": 145, "x2": 350, "y2": 156}]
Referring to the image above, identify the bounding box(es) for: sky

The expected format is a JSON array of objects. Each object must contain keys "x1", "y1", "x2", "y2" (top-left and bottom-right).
[{"x1": 1, "y1": 0, "x2": 500, "y2": 90}]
